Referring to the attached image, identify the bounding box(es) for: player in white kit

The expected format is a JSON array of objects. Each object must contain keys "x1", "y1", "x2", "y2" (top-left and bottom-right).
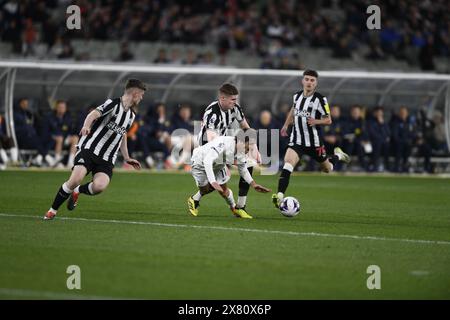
[{"x1": 187, "y1": 129, "x2": 270, "y2": 219}]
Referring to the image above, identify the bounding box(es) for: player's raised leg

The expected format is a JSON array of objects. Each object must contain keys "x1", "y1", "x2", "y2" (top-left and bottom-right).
[
  {"x1": 272, "y1": 148, "x2": 299, "y2": 208},
  {"x1": 44, "y1": 165, "x2": 87, "y2": 220},
  {"x1": 320, "y1": 147, "x2": 351, "y2": 173}
]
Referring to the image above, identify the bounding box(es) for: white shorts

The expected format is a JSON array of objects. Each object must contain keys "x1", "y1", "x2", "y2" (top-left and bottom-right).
[{"x1": 191, "y1": 165, "x2": 230, "y2": 187}]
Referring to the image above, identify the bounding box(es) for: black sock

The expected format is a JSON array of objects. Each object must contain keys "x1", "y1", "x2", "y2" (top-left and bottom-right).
[
  {"x1": 79, "y1": 182, "x2": 94, "y2": 195},
  {"x1": 278, "y1": 169, "x2": 292, "y2": 194},
  {"x1": 51, "y1": 185, "x2": 71, "y2": 210},
  {"x1": 238, "y1": 167, "x2": 253, "y2": 197},
  {"x1": 329, "y1": 155, "x2": 339, "y2": 166}
]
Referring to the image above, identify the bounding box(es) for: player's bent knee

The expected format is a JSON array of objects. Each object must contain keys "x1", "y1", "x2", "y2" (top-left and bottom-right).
[{"x1": 92, "y1": 181, "x2": 109, "y2": 193}]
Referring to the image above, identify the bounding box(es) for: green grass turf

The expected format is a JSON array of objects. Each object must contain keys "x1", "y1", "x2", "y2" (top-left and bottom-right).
[{"x1": 0, "y1": 169, "x2": 449, "y2": 299}]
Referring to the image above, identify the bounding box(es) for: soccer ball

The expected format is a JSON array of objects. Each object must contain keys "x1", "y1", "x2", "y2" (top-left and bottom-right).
[{"x1": 279, "y1": 196, "x2": 300, "y2": 217}]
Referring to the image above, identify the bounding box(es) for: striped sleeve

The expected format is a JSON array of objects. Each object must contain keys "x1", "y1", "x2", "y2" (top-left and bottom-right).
[
  {"x1": 234, "y1": 104, "x2": 245, "y2": 122},
  {"x1": 293, "y1": 91, "x2": 302, "y2": 106},
  {"x1": 317, "y1": 95, "x2": 330, "y2": 116},
  {"x1": 96, "y1": 99, "x2": 116, "y2": 116},
  {"x1": 203, "y1": 107, "x2": 221, "y2": 130}
]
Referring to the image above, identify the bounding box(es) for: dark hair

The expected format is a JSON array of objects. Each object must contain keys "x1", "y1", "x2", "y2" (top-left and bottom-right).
[
  {"x1": 303, "y1": 69, "x2": 319, "y2": 78},
  {"x1": 219, "y1": 83, "x2": 239, "y2": 96},
  {"x1": 125, "y1": 79, "x2": 147, "y2": 91}
]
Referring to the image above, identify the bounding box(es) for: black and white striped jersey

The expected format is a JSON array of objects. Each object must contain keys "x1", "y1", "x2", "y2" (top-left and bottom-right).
[
  {"x1": 289, "y1": 91, "x2": 330, "y2": 148},
  {"x1": 77, "y1": 98, "x2": 135, "y2": 164},
  {"x1": 197, "y1": 101, "x2": 245, "y2": 146}
]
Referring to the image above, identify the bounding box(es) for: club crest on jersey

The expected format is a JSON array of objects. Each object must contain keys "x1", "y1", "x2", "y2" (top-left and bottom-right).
[{"x1": 107, "y1": 121, "x2": 126, "y2": 135}]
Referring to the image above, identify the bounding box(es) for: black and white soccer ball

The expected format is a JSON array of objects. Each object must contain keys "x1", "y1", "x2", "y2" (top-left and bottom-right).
[{"x1": 279, "y1": 196, "x2": 301, "y2": 217}]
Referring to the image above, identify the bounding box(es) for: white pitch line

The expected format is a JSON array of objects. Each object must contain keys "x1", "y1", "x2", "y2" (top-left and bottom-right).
[
  {"x1": 0, "y1": 287, "x2": 134, "y2": 300},
  {"x1": 1, "y1": 213, "x2": 450, "y2": 246}
]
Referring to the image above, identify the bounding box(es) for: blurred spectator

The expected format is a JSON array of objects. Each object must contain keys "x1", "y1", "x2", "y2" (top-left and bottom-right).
[
  {"x1": 254, "y1": 110, "x2": 278, "y2": 163},
  {"x1": 14, "y1": 98, "x2": 52, "y2": 167},
  {"x1": 139, "y1": 103, "x2": 172, "y2": 168},
  {"x1": 343, "y1": 105, "x2": 369, "y2": 170},
  {"x1": 169, "y1": 104, "x2": 194, "y2": 170},
  {"x1": 391, "y1": 106, "x2": 415, "y2": 173},
  {"x1": 0, "y1": 0, "x2": 448, "y2": 69},
  {"x1": 57, "y1": 40, "x2": 74, "y2": 59},
  {"x1": 419, "y1": 35, "x2": 435, "y2": 71},
  {"x1": 367, "y1": 106, "x2": 390, "y2": 172},
  {"x1": 431, "y1": 111, "x2": 448, "y2": 154},
  {"x1": 116, "y1": 42, "x2": 134, "y2": 62},
  {"x1": 182, "y1": 49, "x2": 197, "y2": 65},
  {"x1": 153, "y1": 48, "x2": 170, "y2": 64},
  {"x1": 46, "y1": 100, "x2": 79, "y2": 168},
  {"x1": 0, "y1": 113, "x2": 18, "y2": 168},
  {"x1": 415, "y1": 109, "x2": 434, "y2": 173},
  {"x1": 21, "y1": 18, "x2": 37, "y2": 56},
  {"x1": 169, "y1": 48, "x2": 182, "y2": 64}
]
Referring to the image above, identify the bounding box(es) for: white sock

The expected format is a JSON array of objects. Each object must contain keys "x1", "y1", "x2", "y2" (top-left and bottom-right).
[
  {"x1": 0, "y1": 149, "x2": 8, "y2": 164},
  {"x1": 10, "y1": 147, "x2": 18, "y2": 162},
  {"x1": 62, "y1": 182, "x2": 73, "y2": 194},
  {"x1": 48, "y1": 208, "x2": 57, "y2": 214},
  {"x1": 277, "y1": 192, "x2": 284, "y2": 200},
  {"x1": 283, "y1": 163, "x2": 294, "y2": 172},
  {"x1": 74, "y1": 185, "x2": 80, "y2": 193},
  {"x1": 88, "y1": 182, "x2": 94, "y2": 195},
  {"x1": 192, "y1": 191, "x2": 202, "y2": 201},
  {"x1": 35, "y1": 154, "x2": 43, "y2": 165},
  {"x1": 237, "y1": 196, "x2": 246, "y2": 208},
  {"x1": 224, "y1": 189, "x2": 235, "y2": 208}
]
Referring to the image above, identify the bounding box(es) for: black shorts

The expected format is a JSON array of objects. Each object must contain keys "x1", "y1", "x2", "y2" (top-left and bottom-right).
[
  {"x1": 288, "y1": 144, "x2": 328, "y2": 163},
  {"x1": 73, "y1": 149, "x2": 114, "y2": 179}
]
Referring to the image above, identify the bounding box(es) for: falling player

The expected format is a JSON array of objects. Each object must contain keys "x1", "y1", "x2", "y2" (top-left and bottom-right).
[{"x1": 188, "y1": 129, "x2": 270, "y2": 218}]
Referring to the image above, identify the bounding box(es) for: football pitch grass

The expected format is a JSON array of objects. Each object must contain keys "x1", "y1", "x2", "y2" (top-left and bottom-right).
[{"x1": 0, "y1": 170, "x2": 449, "y2": 299}]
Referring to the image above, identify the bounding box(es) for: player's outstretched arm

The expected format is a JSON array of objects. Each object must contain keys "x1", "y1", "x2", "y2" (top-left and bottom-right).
[
  {"x1": 120, "y1": 133, "x2": 141, "y2": 170},
  {"x1": 250, "y1": 181, "x2": 271, "y2": 193},
  {"x1": 237, "y1": 164, "x2": 271, "y2": 193}
]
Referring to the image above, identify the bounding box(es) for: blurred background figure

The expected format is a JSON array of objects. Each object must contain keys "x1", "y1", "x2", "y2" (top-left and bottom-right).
[
  {"x1": 46, "y1": 100, "x2": 79, "y2": 168},
  {"x1": 0, "y1": 113, "x2": 18, "y2": 169},
  {"x1": 367, "y1": 106, "x2": 390, "y2": 172},
  {"x1": 343, "y1": 105, "x2": 369, "y2": 171},
  {"x1": 14, "y1": 98, "x2": 52, "y2": 167},
  {"x1": 391, "y1": 106, "x2": 415, "y2": 173},
  {"x1": 169, "y1": 104, "x2": 195, "y2": 171},
  {"x1": 254, "y1": 110, "x2": 278, "y2": 166}
]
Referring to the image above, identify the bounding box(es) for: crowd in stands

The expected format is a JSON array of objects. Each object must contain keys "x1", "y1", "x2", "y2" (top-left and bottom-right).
[
  {"x1": 1, "y1": 97, "x2": 448, "y2": 174},
  {"x1": 1, "y1": 0, "x2": 448, "y2": 70}
]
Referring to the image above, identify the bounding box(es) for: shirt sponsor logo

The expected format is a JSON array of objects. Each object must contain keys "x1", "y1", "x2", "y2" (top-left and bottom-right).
[{"x1": 107, "y1": 121, "x2": 127, "y2": 135}]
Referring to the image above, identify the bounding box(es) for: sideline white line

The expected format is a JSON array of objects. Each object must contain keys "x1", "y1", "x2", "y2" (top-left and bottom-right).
[
  {"x1": 0, "y1": 287, "x2": 134, "y2": 300},
  {"x1": 1, "y1": 213, "x2": 450, "y2": 246}
]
